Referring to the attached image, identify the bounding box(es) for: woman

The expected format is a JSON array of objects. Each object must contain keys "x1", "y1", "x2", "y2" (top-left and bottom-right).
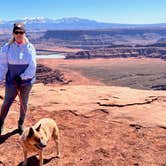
[{"x1": 0, "y1": 22, "x2": 36, "y2": 135}]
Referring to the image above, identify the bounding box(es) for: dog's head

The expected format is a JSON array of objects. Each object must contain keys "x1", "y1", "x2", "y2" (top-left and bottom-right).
[{"x1": 27, "y1": 124, "x2": 46, "y2": 150}]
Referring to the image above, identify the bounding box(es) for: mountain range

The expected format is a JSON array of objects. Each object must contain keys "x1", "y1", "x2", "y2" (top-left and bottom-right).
[{"x1": 1, "y1": 17, "x2": 166, "y2": 31}]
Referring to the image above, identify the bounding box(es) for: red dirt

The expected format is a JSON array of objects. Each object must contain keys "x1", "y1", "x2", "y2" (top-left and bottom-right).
[{"x1": 0, "y1": 58, "x2": 166, "y2": 166}]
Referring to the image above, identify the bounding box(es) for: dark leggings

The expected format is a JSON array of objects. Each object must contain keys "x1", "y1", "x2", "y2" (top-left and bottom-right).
[{"x1": 0, "y1": 84, "x2": 32, "y2": 124}]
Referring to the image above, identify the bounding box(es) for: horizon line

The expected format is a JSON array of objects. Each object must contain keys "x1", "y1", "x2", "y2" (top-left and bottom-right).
[{"x1": 0, "y1": 16, "x2": 166, "y2": 25}]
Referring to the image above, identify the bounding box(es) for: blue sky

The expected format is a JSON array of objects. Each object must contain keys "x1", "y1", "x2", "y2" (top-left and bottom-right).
[{"x1": 1, "y1": 0, "x2": 166, "y2": 24}]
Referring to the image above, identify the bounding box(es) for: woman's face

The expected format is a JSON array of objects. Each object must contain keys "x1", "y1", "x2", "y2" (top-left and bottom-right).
[{"x1": 13, "y1": 30, "x2": 25, "y2": 43}]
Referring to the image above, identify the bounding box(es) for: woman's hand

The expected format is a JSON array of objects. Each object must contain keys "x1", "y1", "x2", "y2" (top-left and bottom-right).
[
  {"x1": 14, "y1": 75, "x2": 22, "y2": 84},
  {"x1": 0, "y1": 81, "x2": 4, "y2": 88}
]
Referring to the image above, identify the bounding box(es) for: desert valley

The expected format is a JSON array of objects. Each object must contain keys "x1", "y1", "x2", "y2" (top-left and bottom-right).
[{"x1": 0, "y1": 18, "x2": 166, "y2": 166}]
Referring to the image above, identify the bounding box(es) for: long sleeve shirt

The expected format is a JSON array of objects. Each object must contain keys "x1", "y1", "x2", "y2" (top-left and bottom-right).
[{"x1": 0, "y1": 41, "x2": 36, "y2": 86}]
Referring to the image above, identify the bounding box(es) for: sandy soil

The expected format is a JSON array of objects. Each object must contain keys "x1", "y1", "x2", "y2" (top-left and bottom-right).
[{"x1": 38, "y1": 58, "x2": 166, "y2": 90}]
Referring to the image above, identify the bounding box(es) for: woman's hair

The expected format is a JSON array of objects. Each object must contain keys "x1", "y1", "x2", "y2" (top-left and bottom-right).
[{"x1": 8, "y1": 36, "x2": 29, "y2": 45}]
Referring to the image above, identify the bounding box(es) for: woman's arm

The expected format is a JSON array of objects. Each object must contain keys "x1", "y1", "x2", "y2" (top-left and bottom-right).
[
  {"x1": 0, "y1": 44, "x2": 8, "y2": 82},
  {"x1": 20, "y1": 43, "x2": 37, "y2": 80}
]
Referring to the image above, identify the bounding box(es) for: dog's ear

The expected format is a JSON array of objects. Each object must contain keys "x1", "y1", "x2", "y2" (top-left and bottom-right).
[
  {"x1": 28, "y1": 127, "x2": 34, "y2": 138},
  {"x1": 36, "y1": 124, "x2": 41, "y2": 132}
]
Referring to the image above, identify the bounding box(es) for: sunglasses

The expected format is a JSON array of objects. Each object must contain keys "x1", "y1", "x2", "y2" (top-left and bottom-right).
[{"x1": 14, "y1": 31, "x2": 25, "y2": 35}]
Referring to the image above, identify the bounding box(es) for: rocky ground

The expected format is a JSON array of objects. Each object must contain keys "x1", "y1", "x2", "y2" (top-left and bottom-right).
[
  {"x1": 65, "y1": 47, "x2": 166, "y2": 61},
  {"x1": 0, "y1": 61, "x2": 166, "y2": 166},
  {"x1": 36, "y1": 64, "x2": 71, "y2": 85}
]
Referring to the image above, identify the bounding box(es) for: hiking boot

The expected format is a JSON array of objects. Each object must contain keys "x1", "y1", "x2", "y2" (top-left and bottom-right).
[
  {"x1": 18, "y1": 123, "x2": 24, "y2": 135},
  {"x1": 0, "y1": 118, "x2": 4, "y2": 136},
  {"x1": 0, "y1": 127, "x2": 3, "y2": 136}
]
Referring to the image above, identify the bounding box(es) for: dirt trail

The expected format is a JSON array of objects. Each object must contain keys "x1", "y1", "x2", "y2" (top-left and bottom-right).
[{"x1": 0, "y1": 84, "x2": 166, "y2": 166}]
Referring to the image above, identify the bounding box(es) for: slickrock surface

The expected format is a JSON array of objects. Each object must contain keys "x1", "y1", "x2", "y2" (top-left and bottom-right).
[{"x1": 0, "y1": 84, "x2": 166, "y2": 166}]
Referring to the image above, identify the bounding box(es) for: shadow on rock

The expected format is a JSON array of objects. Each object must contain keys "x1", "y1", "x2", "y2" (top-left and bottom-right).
[
  {"x1": 0, "y1": 129, "x2": 19, "y2": 144},
  {"x1": 18, "y1": 155, "x2": 57, "y2": 166}
]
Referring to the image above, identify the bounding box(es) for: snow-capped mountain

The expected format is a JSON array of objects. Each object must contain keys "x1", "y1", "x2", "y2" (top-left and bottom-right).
[
  {"x1": 0, "y1": 17, "x2": 166, "y2": 32},
  {"x1": 0, "y1": 17, "x2": 112, "y2": 31}
]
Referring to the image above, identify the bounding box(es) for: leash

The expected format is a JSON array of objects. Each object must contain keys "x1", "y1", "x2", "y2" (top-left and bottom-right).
[
  {"x1": 16, "y1": 88, "x2": 26, "y2": 115},
  {"x1": 16, "y1": 85, "x2": 34, "y2": 124}
]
